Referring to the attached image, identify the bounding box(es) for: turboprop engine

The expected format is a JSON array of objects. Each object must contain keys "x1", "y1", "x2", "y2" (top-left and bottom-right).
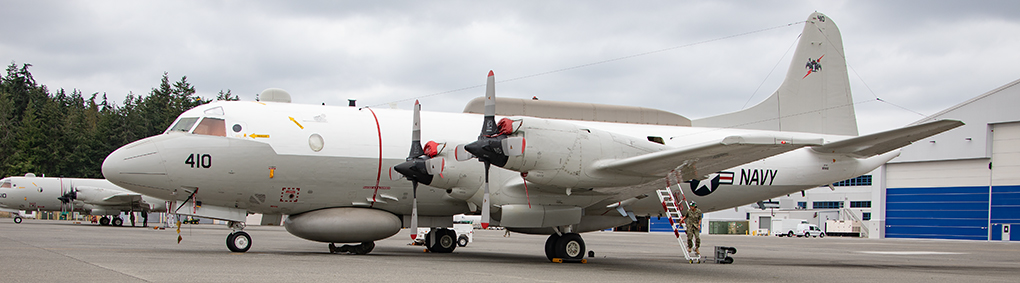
[
  {"x1": 498, "y1": 117, "x2": 666, "y2": 188},
  {"x1": 283, "y1": 207, "x2": 401, "y2": 243}
]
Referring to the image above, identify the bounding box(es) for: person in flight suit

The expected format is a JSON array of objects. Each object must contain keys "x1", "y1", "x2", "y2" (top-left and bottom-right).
[{"x1": 679, "y1": 201, "x2": 703, "y2": 255}]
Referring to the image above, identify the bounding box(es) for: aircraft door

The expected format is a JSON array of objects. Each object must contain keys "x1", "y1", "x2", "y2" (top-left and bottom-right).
[{"x1": 1003, "y1": 224, "x2": 1011, "y2": 241}]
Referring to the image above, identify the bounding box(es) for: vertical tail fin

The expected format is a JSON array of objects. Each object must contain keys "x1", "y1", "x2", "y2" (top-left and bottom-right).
[{"x1": 693, "y1": 12, "x2": 858, "y2": 136}]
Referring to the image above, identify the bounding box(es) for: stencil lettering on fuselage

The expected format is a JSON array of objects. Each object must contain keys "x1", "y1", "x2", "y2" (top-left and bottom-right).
[{"x1": 739, "y1": 169, "x2": 778, "y2": 186}]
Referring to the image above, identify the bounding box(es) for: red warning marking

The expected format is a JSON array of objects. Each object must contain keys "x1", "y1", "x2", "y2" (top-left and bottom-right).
[{"x1": 280, "y1": 187, "x2": 300, "y2": 202}]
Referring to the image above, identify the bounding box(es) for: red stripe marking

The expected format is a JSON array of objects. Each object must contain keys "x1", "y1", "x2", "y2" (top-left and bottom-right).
[{"x1": 366, "y1": 107, "x2": 383, "y2": 207}]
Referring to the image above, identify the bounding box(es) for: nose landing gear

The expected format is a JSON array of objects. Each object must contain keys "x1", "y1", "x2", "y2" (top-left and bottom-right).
[{"x1": 225, "y1": 221, "x2": 251, "y2": 253}]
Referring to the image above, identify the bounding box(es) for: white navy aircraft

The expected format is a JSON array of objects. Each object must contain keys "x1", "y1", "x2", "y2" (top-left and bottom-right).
[
  {"x1": 102, "y1": 12, "x2": 962, "y2": 259},
  {"x1": 0, "y1": 173, "x2": 167, "y2": 226}
]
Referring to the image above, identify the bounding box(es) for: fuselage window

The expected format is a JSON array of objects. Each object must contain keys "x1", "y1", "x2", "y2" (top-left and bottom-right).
[
  {"x1": 168, "y1": 117, "x2": 200, "y2": 133},
  {"x1": 193, "y1": 117, "x2": 226, "y2": 137}
]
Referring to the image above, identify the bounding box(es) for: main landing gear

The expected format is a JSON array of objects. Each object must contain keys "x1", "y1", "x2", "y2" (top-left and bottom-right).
[
  {"x1": 329, "y1": 242, "x2": 375, "y2": 255},
  {"x1": 544, "y1": 232, "x2": 586, "y2": 263},
  {"x1": 226, "y1": 221, "x2": 252, "y2": 253},
  {"x1": 98, "y1": 216, "x2": 124, "y2": 226},
  {"x1": 423, "y1": 228, "x2": 458, "y2": 253}
]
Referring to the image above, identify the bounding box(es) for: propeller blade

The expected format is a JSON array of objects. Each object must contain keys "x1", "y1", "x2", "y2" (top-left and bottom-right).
[
  {"x1": 454, "y1": 144, "x2": 473, "y2": 161},
  {"x1": 501, "y1": 137, "x2": 525, "y2": 156},
  {"x1": 409, "y1": 100, "x2": 424, "y2": 158},
  {"x1": 481, "y1": 162, "x2": 491, "y2": 229},
  {"x1": 410, "y1": 181, "x2": 419, "y2": 240},
  {"x1": 481, "y1": 70, "x2": 498, "y2": 137}
]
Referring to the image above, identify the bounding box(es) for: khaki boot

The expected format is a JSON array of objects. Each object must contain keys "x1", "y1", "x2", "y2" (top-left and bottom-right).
[
  {"x1": 695, "y1": 248, "x2": 700, "y2": 255},
  {"x1": 687, "y1": 248, "x2": 692, "y2": 254}
]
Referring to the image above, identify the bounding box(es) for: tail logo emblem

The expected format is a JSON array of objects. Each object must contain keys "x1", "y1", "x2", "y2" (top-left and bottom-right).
[{"x1": 803, "y1": 55, "x2": 824, "y2": 79}]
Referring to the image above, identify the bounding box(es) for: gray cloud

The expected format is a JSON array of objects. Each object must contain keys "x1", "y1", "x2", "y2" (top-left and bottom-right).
[{"x1": 3, "y1": 0, "x2": 1018, "y2": 135}]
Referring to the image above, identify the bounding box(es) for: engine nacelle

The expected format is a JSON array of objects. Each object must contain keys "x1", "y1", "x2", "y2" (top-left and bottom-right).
[
  {"x1": 502, "y1": 117, "x2": 664, "y2": 188},
  {"x1": 88, "y1": 206, "x2": 121, "y2": 216},
  {"x1": 284, "y1": 207, "x2": 401, "y2": 243}
]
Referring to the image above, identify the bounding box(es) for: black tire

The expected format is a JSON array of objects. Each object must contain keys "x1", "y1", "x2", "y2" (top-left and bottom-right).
[
  {"x1": 553, "y1": 233, "x2": 585, "y2": 260},
  {"x1": 227, "y1": 231, "x2": 252, "y2": 253},
  {"x1": 99, "y1": 217, "x2": 110, "y2": 226},
  {"x1": 819, "y1": 232, "x2": 825, "y2": 238},
  {"x1": 787, "y1": 231, "x2": 794, "y2": 237},
  {"x1": 544, "y1": 234, "x2": 561, "y2": 261},
  {"x1": 112, "y1": 218, "x2": 123, "y2": 226},
  {"x1": 13, "y1": 217, "x2": 22, "y2": 224},
  {"x1": 427, "y1": 228, "x2": 457, "y2": 253},
  {"x1": 353, "y1": 241, "x2": 375, "y2": 255},
  {"x1": 457, "y1": 235, "x2": 469, "y2": 247}
]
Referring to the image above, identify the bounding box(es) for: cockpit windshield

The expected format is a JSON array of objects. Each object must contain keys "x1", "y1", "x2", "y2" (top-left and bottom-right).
[
  {"x1": 193, "y1": 117, "x2": 226, "y2": 137},
  {"x1": 1, "y1": 179, "x2": 11, "y2": 188},
  {"x1": 167, "y1": 117, "x2": 200, "y2": 133}
]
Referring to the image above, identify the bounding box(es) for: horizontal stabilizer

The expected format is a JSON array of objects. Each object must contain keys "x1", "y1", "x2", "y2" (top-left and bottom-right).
[
  {"x1": 811, "y1": 119, "x2": 964, "y2": 158},
  {"x1": 594, "y1": 134, "x2": 823, "y2": 180}
]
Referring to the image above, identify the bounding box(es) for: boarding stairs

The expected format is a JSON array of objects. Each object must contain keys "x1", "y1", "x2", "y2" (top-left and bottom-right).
[{"x1": 656, "y1": 181, "x2": 701, "y2": 263}]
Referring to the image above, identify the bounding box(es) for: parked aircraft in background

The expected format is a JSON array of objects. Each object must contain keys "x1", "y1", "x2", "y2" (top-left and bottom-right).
[
  {"x1": 101, "y1": 12, "x2": 961, "y2": 260},
  {"x1": 0, "y1": 173, "x2": 168, "y2": 226}
]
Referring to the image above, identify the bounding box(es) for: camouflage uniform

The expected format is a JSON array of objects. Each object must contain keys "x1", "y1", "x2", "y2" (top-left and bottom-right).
[{"x1": 682, "y1": 206, "x2": 703, "y2": 253}]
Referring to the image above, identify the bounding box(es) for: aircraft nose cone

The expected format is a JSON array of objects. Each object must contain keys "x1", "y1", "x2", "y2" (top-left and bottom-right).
[{"x1": 102, "y1": 136, "x2": 171, "y2": 194}]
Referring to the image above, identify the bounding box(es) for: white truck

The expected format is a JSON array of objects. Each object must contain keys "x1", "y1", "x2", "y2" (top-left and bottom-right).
[
  {"x1": 414, "y1": 223, "x2": 474, "y2": 247},
  {"x1": 771, "y1": 218, "x2": 809, "y2": 237}
]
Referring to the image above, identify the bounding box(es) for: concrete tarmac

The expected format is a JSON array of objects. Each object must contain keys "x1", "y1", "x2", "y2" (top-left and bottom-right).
[{"x1": 1, "y1": 219, "x2": 1017, "y2": 282}]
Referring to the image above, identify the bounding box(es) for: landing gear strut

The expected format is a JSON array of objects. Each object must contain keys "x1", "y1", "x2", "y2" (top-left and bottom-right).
[
  {"x1": 544, "y1": 233, "x2": 586, "y2": 262},
  {"x1": 225, "y1": 221, "x2": 251, "y2": 253},
  {"x1": 328, "y1": 242, "x2": 375, "y2": 255},
  {"x1": 425, "y1": 228, "x2": 457, "y2": 253}
]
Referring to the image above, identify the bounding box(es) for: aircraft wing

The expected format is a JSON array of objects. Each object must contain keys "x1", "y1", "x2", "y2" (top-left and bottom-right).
[
  {"x1": 593, "y1": 134, "x2": 823, "y2": 180},
  {"x1": 812, "y1": 120, "x2": 964, "y2": 158}
]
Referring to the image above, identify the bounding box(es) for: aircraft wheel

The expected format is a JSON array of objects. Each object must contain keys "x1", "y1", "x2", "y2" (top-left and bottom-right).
[
  {"x1": 426, "y1": 228, "x2": 457, "y2": 253},
  {"x1": 544, "y1": 233, "x2": 561, "y2": 261},
  {"x1": 99, "y1": 217, "x2": 110, "y2": 226},
  {"x1": 553, "y1": 233, "x2": 585, "y2": 260},
  {"x1": 13, "y1": 217, "x2": 22, "y2": 224},
  {"x1": 112, "y1": 218, "x2": 123, "y2": 226},
  {"x1": 457, "y1": 235, "x2": 469, "y2": 247},
  {"x1": 227, "y1": 231, "x2": 252, "y2": 253},
  {"x1": 352, "y1": 241, "x2": 375, "y2": 255}
]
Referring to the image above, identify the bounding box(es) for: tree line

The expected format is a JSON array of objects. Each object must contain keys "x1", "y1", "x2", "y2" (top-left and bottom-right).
[{"x1": 0, "y1": 62, "x2": 238, "y2": 179}]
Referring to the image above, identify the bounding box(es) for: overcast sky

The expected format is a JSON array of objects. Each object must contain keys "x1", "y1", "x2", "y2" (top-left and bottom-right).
[{"x1": 3, "y1": 1, "x2": 1019, "y2": 135}]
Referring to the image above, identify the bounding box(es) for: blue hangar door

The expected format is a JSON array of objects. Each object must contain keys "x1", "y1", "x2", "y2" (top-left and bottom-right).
[{"x1": 886, "y1": 122, "x2": 1020, "y2": 241}]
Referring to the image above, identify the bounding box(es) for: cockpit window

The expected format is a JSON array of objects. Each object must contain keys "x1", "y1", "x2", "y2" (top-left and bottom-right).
[
  {"x1": 1, "y1": 180, "x2": 10, "y2": 188},
  {"x1": 193, "y1": 117, "x2": 226, "y2": 137},
  {"x1": 168, "y1": 117, "x2": 200, "y2": 133}
]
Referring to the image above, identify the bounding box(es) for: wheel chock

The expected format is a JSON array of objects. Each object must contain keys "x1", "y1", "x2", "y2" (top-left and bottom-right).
[{"x1": 551, "y1": 258, "x2": 587, "y2": 264}]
